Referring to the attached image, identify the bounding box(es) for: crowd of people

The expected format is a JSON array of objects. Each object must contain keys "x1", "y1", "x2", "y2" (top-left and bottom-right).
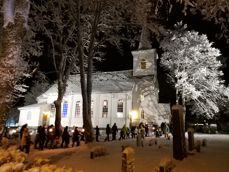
[
  {"x1": 18, "y1": 124, "x2": 85, "y2": 154},
  {"x1": 18, "y1": 122, "x2": 170, "y2": 154}
]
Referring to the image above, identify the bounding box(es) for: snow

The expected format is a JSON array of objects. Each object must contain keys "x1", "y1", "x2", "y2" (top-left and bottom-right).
[{"x1": 28, "y1": 133, "x2": 229, "y2": 172}]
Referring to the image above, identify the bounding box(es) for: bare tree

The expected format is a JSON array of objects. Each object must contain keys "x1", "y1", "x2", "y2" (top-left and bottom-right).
[
  {"x1": 71, "y1": 0, "x2": 123, "y2": 143},
  {"x1": 68, "y1": 0, "x2": 173, "y2": 142},
  {"x1": 31, "y1": 0, "x2": 79, "y2": 136}
]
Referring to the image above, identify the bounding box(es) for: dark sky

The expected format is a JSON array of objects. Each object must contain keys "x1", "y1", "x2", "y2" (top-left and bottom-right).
[
  {"x1": 95, "y1": 42, "x2": 133, "y2": 72},
  {"x1": 36, "y1": 4, "x2": 228, "y2": 106}
]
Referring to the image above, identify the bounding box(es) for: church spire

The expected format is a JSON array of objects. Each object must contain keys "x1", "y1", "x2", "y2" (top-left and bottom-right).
[{"x1": 138, "y1": 25, "x2": 151, "y2": 50}]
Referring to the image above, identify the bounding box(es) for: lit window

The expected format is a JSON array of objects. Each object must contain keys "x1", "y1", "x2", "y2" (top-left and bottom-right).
[
  {"x1": 117, "y1": 99, "x2": 124, "y2": 118},
  {"x1": 140, "y1": 59, "x2": 146, "y2": 69},
  {"x1": 62, "y1": 101, "x2": 68, "y2": 118},
  {"x1": 102, "y1": 100, "x2": 108, "y2": 118},
  {"x1": 50, "y1": 104, "x2": 55, "y2": 117},
  {"x1": 27, "y1": 111, "x2": 31, "y2": 120},
  {"x1": 75, "y1": 101, "x2": 80, "y2": 117}
]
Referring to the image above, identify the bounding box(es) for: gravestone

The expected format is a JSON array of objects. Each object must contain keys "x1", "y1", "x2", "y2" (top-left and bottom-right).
[
  {"x1": 188, "y1": 128, "x2": 195, "y2": 151},
  {"x1": 172, "y1": 104, "x2": 186, "y2": 160},
  {"x1": 122, "y1": 147, "x2": 135, "y2": 172}
]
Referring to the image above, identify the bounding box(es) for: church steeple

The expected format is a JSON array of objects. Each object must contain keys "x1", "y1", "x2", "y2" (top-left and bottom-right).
[{"x1": 138, "y1": 26, "x2": 151, "y2": 50}]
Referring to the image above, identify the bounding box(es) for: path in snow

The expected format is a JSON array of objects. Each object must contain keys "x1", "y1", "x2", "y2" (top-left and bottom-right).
[{"x1": 29, "y1": 134, "x2": 229, "y2": 172}]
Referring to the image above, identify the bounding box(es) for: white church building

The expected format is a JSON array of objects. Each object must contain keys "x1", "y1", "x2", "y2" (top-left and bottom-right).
[{"x1": 18, "y1": 49, "x2": 171, "y2": 129}]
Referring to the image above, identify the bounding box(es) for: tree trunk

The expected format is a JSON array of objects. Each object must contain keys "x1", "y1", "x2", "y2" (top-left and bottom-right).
[
  {"x1": 76, "y1": 0, "x2": 103, "y2": 143},
  {"x1": 54, "y1": 99, "x2": 62, "y2": 137},
  {"x1": 76, "y1": 0, "x2": 91, "y2": 143},
  {"x1": 84, "y1": 1, "x2": 102, "y2": 143},
  {"x1": 54, "y1": 73, "x2": 67, "y2": 137}
]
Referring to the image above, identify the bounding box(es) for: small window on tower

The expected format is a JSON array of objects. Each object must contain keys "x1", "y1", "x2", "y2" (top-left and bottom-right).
[{"x1": 140, "y1": 59, "x2": 146, "y2": 69}]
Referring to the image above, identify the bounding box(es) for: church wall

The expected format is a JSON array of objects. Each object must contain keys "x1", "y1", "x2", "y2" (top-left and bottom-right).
[
  {"x1": 18, "y1": 108, "x2": 40, "y2": 127},
  {"x1": 43, "y1": 91, "x2": 132, "y2": 129},
  {"x1": 94, "y1": 92, "x2": 132, "y2": 129}
]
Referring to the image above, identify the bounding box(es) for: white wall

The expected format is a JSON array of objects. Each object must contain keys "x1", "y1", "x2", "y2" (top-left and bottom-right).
[
  {"x1": 18, "y1": 108, "x2": 40, "y2": 127},
  {"x1": 96, "y1": 92, "x2": 132, "y2": 128}
]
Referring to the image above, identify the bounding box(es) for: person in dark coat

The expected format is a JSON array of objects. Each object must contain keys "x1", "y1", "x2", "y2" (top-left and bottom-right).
[
  {"x1": 38, "y1": 125, "x2": 46, "y2": 150},
  {"x1": 111, "y1": 123, "x2": 118, "y2": 141},
  {"x1": 34, "y1": 126, "x2": 41, "y2": 149},
  {"x1": 20, "y1": 124, "x2": 28, "y2": 139},
  {"x1": 20, "y1": 127, "x2": 31, "y2": 154},
  {"x1": 19, "y1": 123, "x2": 28, "y2": 150},
  {"x1": 61, "y1": 126, "x2": 70, "y2": 148},
  {"x1": 72, "y1": 127, "x2": 80, "y2": 147},
  {"x1": 45, "y1": 124, "x2": 55, "y2": 149},
  {"x1": 105, "y1": 124, "x2": 111, "y2": 141},
  {"x1": 95, "y1": 126, "x2": 100, "y2": 142},
  {"x1": 145, "y1": 124, "x2": 149, "y2": 137}
]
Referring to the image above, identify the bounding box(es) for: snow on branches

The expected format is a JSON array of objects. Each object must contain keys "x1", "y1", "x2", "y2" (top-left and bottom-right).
[{"x1": 160, "y1": 24, "x2": 229, "y2": 118}]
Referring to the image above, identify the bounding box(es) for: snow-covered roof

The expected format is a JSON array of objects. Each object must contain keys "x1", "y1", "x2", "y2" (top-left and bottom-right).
[
  {"x1": 18, "y1": 103, "x2": 50, "y2": 110},
  {"x1": 41, "y1": 70, "x2": 135, "y2": 97}
]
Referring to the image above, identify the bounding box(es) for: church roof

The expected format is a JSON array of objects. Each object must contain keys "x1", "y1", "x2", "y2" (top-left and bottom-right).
[{"x1": 41, "y1": 70, "x2": 135, "y2": 97}]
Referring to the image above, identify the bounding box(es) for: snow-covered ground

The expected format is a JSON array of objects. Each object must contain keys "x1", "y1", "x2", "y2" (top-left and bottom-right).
[{"x1": 29, "y1": 133, "x2": 229, "y2": 172}]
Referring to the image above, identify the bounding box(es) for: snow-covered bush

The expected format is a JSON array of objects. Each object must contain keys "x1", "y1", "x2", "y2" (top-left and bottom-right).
[
  {"x1": 0, "y1": 146, "x2": 79, "y2": 172},
  {"x1": 0, "y1": 137, "x2": 10, "y2": 149}
]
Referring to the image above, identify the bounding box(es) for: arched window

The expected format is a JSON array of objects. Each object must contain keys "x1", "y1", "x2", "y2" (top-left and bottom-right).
[
  {"x1": 62, "y1": 101, "x2": 68, "y2": 118},
  {"x1": 102, "y1": 100, "x2": 108, "y2": 118},
  {"x1": 117, "y1": 99, "x2": 124, "y2": 118},
  {"x1": 75, "y1": 101, "x2": 81, "y2": 117},
  {"x1": 50, "y1": 104, "x2": 55, "y2": 117},
  {"x1": 27, "y1": 111, "x2": 31, "y2": 120}
]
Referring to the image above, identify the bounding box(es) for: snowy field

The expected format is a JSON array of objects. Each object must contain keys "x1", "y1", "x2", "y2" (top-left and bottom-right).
[{"x1": 29, "y1": 133, "x2": 229, "y2": 172}]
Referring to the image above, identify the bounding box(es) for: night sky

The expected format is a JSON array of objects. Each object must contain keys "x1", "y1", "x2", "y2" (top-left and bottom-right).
[{"x1": 36, "y1": 4, "x2": 228, "y2": 106}]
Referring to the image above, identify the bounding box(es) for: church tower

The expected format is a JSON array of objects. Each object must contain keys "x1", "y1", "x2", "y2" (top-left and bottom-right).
[
  {"x1": 131, "y1": 49, "x2": 170, "y2": 126},
  {"x1": 132, "y1": 49, "x2": 158, "y2": 77}
]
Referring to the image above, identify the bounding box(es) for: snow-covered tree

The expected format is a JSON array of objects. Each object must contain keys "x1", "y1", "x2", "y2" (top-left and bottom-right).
[
  {"x1": 0, "y1": 0, "x2": 42, "y2": 135},
  {"x1": 160, "y1": 24, "x2": 229, "y2": 118},
  {"x1": 0, "y1": 0, "x2": 29, "y2": 121}
]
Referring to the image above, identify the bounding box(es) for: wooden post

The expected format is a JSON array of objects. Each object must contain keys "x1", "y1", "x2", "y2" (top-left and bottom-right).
[
  {"x1": 122, "y1": 147, "x2": 135, "y2": 172},
  {"x1": 188, "y1": 128, "x2": 195, "y2": 151},
  {"x1": 172, "y1": 104, "x2": 186, "y2": 160}
]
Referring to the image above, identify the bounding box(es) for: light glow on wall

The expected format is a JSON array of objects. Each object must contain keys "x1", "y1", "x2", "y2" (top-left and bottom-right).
[{"x1": 130, "y1": 110, "x2": 138, "y2": 119}]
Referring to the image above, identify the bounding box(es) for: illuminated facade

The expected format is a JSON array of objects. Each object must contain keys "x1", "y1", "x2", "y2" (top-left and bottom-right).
[{"x1": 18, "y1": 49, "x2": 171, "y2": 128}]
